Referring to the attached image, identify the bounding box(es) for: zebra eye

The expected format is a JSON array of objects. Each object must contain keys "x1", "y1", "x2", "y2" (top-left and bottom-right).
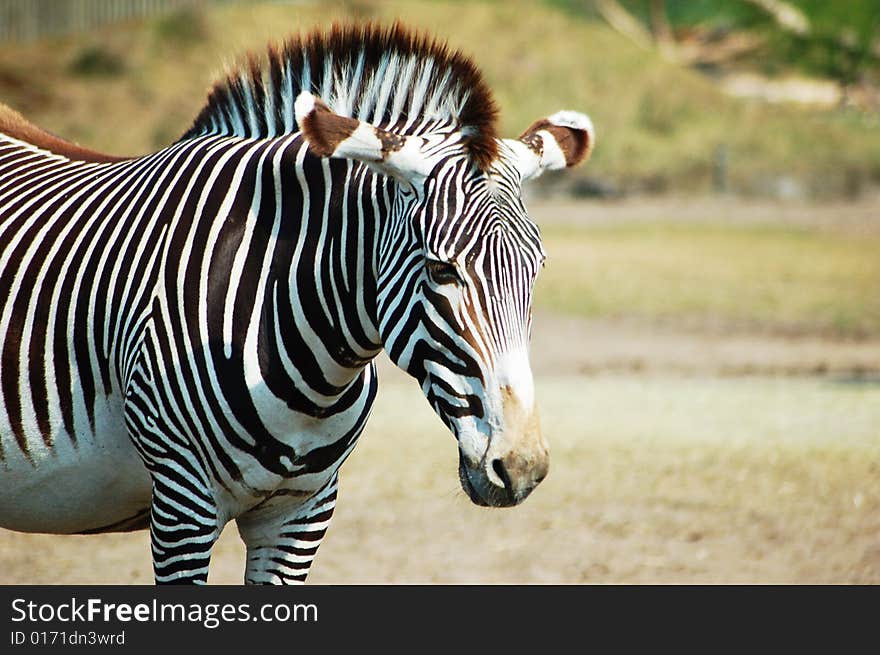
[{"x1": 425, "y1": 258, "x2": 460, "y2": 285}]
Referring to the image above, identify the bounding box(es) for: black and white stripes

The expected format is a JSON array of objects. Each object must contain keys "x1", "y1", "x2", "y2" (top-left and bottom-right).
[{"x1": 0, "y1": 22, "x2": 592, "y2": 583}]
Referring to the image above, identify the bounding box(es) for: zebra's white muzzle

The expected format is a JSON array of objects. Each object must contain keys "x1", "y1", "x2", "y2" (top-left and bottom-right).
[{"x1": 457, "y1": 389, "x2": 549, "y2": 508}]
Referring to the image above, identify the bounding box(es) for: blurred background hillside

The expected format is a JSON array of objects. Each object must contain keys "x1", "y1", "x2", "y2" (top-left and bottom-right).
[
  {"x1": 0, "y1": 0, "x2": 879, "y2": 198},
  {"x1": 0, "y1": 0, "x2": 878, "y2": 583}
]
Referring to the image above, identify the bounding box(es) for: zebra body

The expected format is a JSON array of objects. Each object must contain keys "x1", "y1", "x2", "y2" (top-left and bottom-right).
[{"x1": 0, "y1": 24, "x2": 593, "y2": 583}]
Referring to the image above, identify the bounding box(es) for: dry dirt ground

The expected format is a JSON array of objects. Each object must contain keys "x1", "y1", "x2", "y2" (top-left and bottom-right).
[
  {"x1": 1, "y1": 197, "x2": 878, "y2": 585},
  {"x1": 1, "y1": 327, "x2": 877, "y2": 585}
]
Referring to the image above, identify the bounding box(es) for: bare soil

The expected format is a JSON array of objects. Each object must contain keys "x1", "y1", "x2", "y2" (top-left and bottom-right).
[
  {"x1": 1, "y1": 322, "x2": 877, "y2": 585},
  {"x1": 529, "y1": 313, "x2": 880, "y2": 378}
]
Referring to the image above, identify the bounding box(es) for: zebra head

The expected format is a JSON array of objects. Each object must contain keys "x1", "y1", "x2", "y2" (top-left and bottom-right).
[{"x1": 296, "y1": 92, "x2": 593, "y2": 507}]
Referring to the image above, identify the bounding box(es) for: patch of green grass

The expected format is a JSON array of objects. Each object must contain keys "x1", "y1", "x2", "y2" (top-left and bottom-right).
[
  {"x1": 152, "y1": 7, "x2": 208, "y2": 46},
  {"x1": 67, "y1": 45, "x2": 125, "y2": 77},
  {"x1": 536, "y1": 221, "x2": 880, "y2": 336}
]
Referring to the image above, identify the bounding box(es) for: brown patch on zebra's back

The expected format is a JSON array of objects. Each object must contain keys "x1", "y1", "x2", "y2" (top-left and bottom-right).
[{"x1": 0, "y1": 103, "x2": 129, "y2": 164}]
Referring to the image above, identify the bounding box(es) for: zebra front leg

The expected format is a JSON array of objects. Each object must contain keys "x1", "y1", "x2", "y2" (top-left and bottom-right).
[
  {"x1": 236, "y1": 474, "x2": 339, "y2": 584},
  {"x1": 124, "y1": 346, "x2": 223, "y2": 584},
  {"x1": 149, "y1": 469, "x2": 221, "y2": 584}
]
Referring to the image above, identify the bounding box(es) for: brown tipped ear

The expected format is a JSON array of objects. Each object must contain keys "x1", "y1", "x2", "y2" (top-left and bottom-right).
[
  {"x1": 295, "y1": 93, "x2": 364, "y2": 158},
  {"x1": 294, "y1": 92, "x2": 433, "y2": 182},
  {"x1": 518, "y1": 111, "x2": 595, "y2": 171}
]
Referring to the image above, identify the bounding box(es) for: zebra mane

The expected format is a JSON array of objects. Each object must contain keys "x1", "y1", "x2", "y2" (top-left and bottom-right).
[{"x1": 183, "y1": 22, "x2": 499, "y2": 169}]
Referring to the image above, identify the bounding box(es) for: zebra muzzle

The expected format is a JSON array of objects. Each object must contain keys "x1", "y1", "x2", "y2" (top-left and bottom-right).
[{"x1": 458, "y1": 402, "x2": 549, "y2": 508}]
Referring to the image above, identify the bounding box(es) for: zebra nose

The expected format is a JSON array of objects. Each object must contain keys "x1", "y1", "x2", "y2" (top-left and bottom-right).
[
  {"x1": 491, "y1": 458, "x2": 515, "y2": 503},
  {"x1": 486, "y1": 447, "x2": 549, "y2": 506},
  {"x1": 483, "y1": 396, "x2": 549, "y2": 505}
]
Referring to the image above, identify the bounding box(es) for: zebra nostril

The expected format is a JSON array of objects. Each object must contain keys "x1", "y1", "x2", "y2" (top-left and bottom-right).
[{"x1": 491, "y1": 458, "x2": 513, "y2": 495}]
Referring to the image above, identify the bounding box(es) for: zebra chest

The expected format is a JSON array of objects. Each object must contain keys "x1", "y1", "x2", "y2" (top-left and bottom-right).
[
  {"x1": 233, "y1": 391, "x2": 375, "y2": 495},
  {"x1": 125, "y1": 357, "x2": 380, "y2": 514}
]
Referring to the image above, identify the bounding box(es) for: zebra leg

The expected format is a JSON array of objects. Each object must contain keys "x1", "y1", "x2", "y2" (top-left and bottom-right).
[
  {"x1": 127, "y1": 411, "x2": 220, "y2": 584},
  {"x1": 124, "y1": 394, "x2": 220, "y2": 583},
  {"x1": 149, "y1": 470, "x2": 221, "y2": 584},
  {"x1": 236, "y1": 474, "x2": 339, "y2": 584},
  {"x1": 124, "y1": 338, "x2": 223, "y2": 584}
]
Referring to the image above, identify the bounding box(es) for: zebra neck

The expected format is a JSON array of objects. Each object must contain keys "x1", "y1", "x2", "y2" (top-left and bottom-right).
[{"x1": 276, "y1": 150, "x2": 385, "y2": 382}]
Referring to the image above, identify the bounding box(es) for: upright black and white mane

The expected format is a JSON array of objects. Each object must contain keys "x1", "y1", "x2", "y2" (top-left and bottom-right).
[{"x1": 183, "y1": 22, "x2": 500, "y2": 168}]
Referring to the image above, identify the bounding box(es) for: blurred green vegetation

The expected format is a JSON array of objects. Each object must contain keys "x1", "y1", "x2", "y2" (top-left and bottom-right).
[
  {"x1": 549, "y1": 1, "x2": 880, "y2": 83},
  {"x1": 152, "y1": 6, "x2": 209, "y2": 46},
  {"x1": 536, "y1": 221, "x2": 880, "y2": 337},
  {"x1": 0, "y1": 0, "x2": 877, "y2": 196},
  {"x1": 643, "y1": 0, "x2": 880, "y2": 84},
  {"x1": 67, "y1": 44, "x2": 126, "y2": 77}
]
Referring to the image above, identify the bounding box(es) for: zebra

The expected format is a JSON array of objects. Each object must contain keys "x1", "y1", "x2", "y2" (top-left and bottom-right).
[{"x1": 0, "y1": 23, "x2": 593, "y2": 584}]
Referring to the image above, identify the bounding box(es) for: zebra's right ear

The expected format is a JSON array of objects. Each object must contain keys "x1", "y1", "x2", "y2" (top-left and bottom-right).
[{"x1": 294, "y1": 92, "x2": 432, "y2": 183}]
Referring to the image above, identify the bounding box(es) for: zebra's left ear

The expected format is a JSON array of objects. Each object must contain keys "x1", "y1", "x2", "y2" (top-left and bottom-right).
[
  {"x1": 508, "y1": 111, "x2": 595, "y2": 181},
  {"x1": 294, "y1": 92, "x2": 432, "y2": 183}
]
